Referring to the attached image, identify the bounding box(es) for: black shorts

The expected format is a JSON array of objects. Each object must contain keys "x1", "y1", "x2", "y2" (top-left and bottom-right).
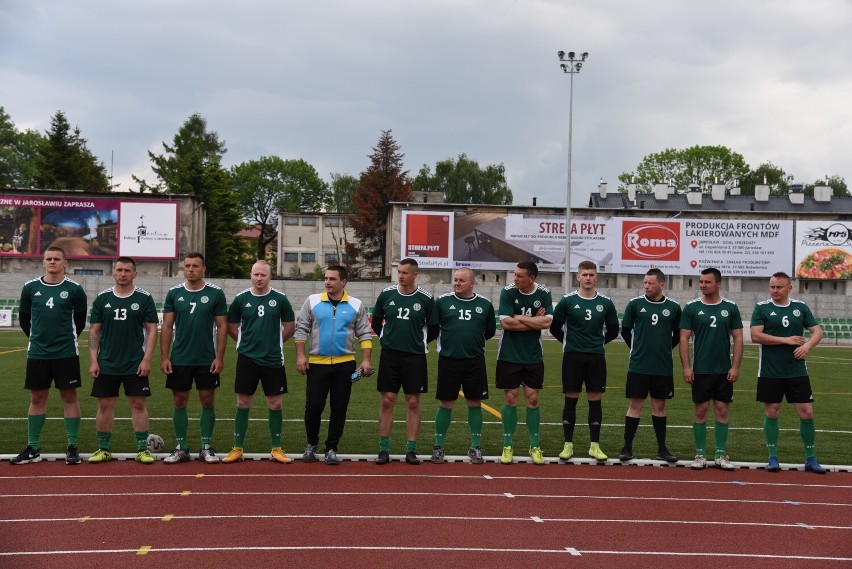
[
  {"x1": 757, "y1": 376, "x2": 814, "y2": 404},
  {"x1": 234, "y1": 353, "x2": 287, "y2": 396},
  {"x1": 625, "y1": 372, "x2": 674, "y2": 400},
  {"x1": 561, "y1": 352, "x2": 607, "y2": 394},
  {"x1": 166, "y1": 365, "x2": 220, "y2": 392},
  {"x1": 25, "y1": 356, "x2": 82, "y2": 390},
  {"x1": 91, "y1": 374, "x2": 151, "y2": 398},
  {"x1": 436, "y1": 355, "x2": 489, "y2": 402},
  {"x1": 692, "y1": 373, "x2": 733, "y2": 404},
  {"x1": 376, "y1": 348, "x2": 428, "y2": 395},
  {"x1": 495, "y1": 360, "x2": 545, "y2": 391}
]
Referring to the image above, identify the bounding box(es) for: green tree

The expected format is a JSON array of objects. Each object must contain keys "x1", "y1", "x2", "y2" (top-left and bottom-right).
[
  {"x1": 135, "y1": 113, "x2": 248, "y2": 277},
  {"x1": 350, "y1": 130, "x2": 412, "y2": 275},
  {"x1": 327, "y1": 172, "x2": 358, "y2": 213},
  {"x1": 0, "y1": 106, "x2": 43, "y2": 188},
  {"x1": 326, "y1": 173, "x2": 361, "y2": 276},
  {"x1": 618, "y1": 145, "x2": 750, "y2": 193},
  {"x1": 805, "y1": 174, "x2": 848, "y2": 197},
  {"x1": 414, "y1": 153, "x2": 513, "y2": 204},
  {"x1": 739, "y1": 162, "x2": 789, "y2": 196},
  {"x1": 35, "y1": 110, "x2": 109, "y2": 191},
  {"x1": 231, "y1": 156, "x2": 328, "y2": 260}
]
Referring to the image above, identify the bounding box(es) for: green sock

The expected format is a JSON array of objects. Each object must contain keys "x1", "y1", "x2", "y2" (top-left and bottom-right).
[
  {"x1": 692, "y1": 421, "x2": 707, "y2": 456},
  {"x1": 467, "y1": 406, "x2": 483, "y2": 448},
  {"x1": 96, "y1": 431, "x2": 112, "y2": 451},
  {"x1": 526, "y1": 407, "x2": 541, "y2": 448},
  {"x1": 200, "y1": 406, "x2": 216, "y2": 448},
  {"x1": 173, "y1": 407, "x2": 189, "y2": 451},
  {"x1": 379, "y1": 436, "x2": 390, "y2": 452},
  {"x1": 268, "y1": 409, "x2": 282, "y2": 448},
  {"x1": 714, "y1": 422, "x2": 729, "y2": 458},
  {"x1": 234, "y1": 408, "x2": 250, "y2": 447},
  {"x1": 134, "y1": 431, "x2": 148, "y2": 451},
  {"x1": 764, "y1": 416, "x2": 779, "y2": 458},
  {"x1": 434, "y1": 407, "x2": 452, "y2": 447},
  {"x1": 27, "y1": 414, "x2": 46, "y2": 449},
  {"x1": 799, "y1": 418, "x2": 816, "y2": 458},
  {"x1": 64, "y1": 417, "x2": 81, "y2": 447},
  {"x1": 501, "y1": 404, "x2": 517, "y2": 446},
  {"x1": 406, "y1": 439, "x2": 416, "y2": 453}
]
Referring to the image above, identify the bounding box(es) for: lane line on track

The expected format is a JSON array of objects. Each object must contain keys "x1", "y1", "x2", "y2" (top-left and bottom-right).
[
  {"x1": 2, "y1": 490, "x2": 850, "y2": 507},
  {"x1": 0, "y1": 545, "x2": 849, "y2": 562}
]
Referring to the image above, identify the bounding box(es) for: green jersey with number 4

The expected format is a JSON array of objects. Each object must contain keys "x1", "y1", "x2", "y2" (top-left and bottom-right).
[{"x1": 20, "y1": 277, "x2": 87, "y2": 359}]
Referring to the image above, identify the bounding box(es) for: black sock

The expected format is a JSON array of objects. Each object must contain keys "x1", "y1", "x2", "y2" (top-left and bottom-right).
[
  {"x1": 562, "y1": 397, "x2": 578, "y2": 441},
  {"x1": 623, "y1": 416, "x2": 640, "y2": 447},
  {"x1": 588, "y1": 400, "x2": 602, "y2": 442},
  {"x1": 652, "y1": 415, "x2": 667, "y2": 450}
]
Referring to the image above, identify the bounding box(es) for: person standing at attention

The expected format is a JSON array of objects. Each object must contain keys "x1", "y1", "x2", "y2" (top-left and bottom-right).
[
  {"x1": 679, "y1": 267, "x2": 744, "y2": 470},
  {"x1": 222, "y1": 260, "x2": 296, "y2": 464},
  {"x1": 372, "y1": 258, "x2": 436, "y2": 465},
  {"x1": 496, "y1": 261, "x2": 553, "y2": 465},
  {"x1": 620, "y1": 268, "x2": 681, "y2": 464},
  {"x1": 12, "y1": 246, "x2": 87, "y2": 465},
  {"x1": 160, "y1": 252, "x2": 228, "y2": 463},
  {"x1": 750, "y1": 272, "x2": 825, "y2": 474},
  {"x1": 549, "y1": 260, "x2": 619, "y2": 462},
  {"x1": 87, "y1": 256, "x2": 159, "y2": 464}
]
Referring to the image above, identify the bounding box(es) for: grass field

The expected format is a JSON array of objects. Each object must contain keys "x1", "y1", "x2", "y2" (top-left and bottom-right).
[{"x1": 1, "y1": 328, "x2": 850, "y2": 465}]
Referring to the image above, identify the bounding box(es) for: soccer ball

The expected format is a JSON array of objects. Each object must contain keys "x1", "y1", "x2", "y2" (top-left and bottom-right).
[{"x1": 146, "y1": 434, "x2": 165, "y2": 453}]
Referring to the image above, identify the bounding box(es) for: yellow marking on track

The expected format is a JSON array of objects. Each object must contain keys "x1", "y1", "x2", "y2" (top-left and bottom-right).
[
  {"x1": 196, "y1": 473, "x2": 205, "y2": 478},
  {"x1": 459, "y1": 390, "x2": 502, "y2": 419},
  {"x1": 0, "y1": 348, "x2": 26, "y2": 356},
  {"x1": 137, "y1": 546, "x2": 152, "y2": 555},
  {"x1": 79, "y1": 515, "x2": 90, "y2": 522},
  {"x1": 180, "y1": 490, "x2": 191, "y2": 496},
  {"x1": 162, "y1": 514, "x2": 174, "y2": 521}
]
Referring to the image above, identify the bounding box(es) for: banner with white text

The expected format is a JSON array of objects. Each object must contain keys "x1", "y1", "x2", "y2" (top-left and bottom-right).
[{"x1": 793, "y1": 220, "x2": 852, "y2": 279}]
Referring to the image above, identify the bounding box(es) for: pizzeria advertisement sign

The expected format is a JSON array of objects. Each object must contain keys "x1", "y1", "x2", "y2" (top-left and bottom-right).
[
  {"x1": 794, "y1": 221, "x2": 852, "y2": 279},
  {"x1": 0, "y1": 195, "x2": 179, "y2": 260}
]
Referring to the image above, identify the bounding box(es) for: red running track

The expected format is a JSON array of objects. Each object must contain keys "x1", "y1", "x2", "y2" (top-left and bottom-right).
[{"x1": 1, "y1": 459, "x2": 851, "y2": 569}]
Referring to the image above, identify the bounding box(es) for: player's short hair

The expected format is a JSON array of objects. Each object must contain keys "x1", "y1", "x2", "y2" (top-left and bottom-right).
[
  {"x1": 115, "y1": 256, "x2": 136, "y2": 269},
  {"x1": 578, "y1": 260, "x2": 597, "y2": 272},
  {"x1": 44, "y1": 246, "x2": 66, "y2": 259},
  {"x1": 454, "y1": 267, "x2": 475, "y2": 281},
  {"x1": 399, "y1": 258, "x2": 418, "y2": 270},
  {"x1": 771, "y1": 271, "x2": 791, "y2": 283},
  {"x1": 517, "y1": 261, "x2": 539, "y2": 278},
  {"x1": 645, "y1": 268, "x2": 665, "y2": 283},
  {"x1": 327, "y1": 265, "x2": 348, "y2": 281},
  {"x1": 184, "y1": 252, "x2": 205, "y2": 265},
  {"x1": 700, "y1": 267, "x2": 721, "y2": 282}
]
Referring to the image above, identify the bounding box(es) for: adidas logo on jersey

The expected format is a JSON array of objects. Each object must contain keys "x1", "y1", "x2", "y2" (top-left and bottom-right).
[
  {"x1": 34, "y1": 291, "x2": 42, "y2": 296},
  {"x1": 640, "y1": 307, "x2": 647, "y2": 312},
  {"x1": 178, "y1": 296, "x2": 185, "y2": 302},
  {"x1": 770, "y1": 311, "x2": 777, "y2": 316},
  {"x1": 105, "y1": 303, "x2": 112, "y2": 308},
  {"x1": 697, "y1": 310, "x2": 704, "y2": 315},
  {"x1": 389, "y1": 301, "x2": 396, "y2": 306},
  {"x1": 449, "y1": 305, "x2": 456, "y2": 310},
  {"x1": 246, "y1": 302, "x2": 252, "y2": 307},
  {"x1": 573, "y1": 304, "x2": 581, "y2": 309}
]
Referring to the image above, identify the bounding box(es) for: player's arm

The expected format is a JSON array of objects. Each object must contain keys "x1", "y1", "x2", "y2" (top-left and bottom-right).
[
  {"x1": 88, "y1": 322, "x2": 102, "y2": 378},
  {"x1": 74, "y1": 310, "x2": 87, "y2": 337},
  {"x1": 159, "y1": 312, "x2": 175, "y2": 374},
  {"x1": 281, "y1": 320, "x2": 295, "y2": 343},
  {"x1": 211, "y1": 314, "x2": 228, "y2": 374},
  {"x1": 370, "y1": 298, "x2": 384, "y2": 336},
  {"x1": 549, "y1": 300, "x2": 566, "y2": 343},
  {"x1": 227, "y1": 322, "x2": 240, "y2": 341},
  {"x1": 484, "y1": 304, "x2": 497, "y2": 340},
  {"x1": 678, "y1": 328, "x2": 694, "y2": 384},
  {"x1": 728, "y1": 328, "x2": 744, "y2": 382},
  {"x1": 19, "y1": 311, "x2": 31, "y2": 337},
  {"x1": 749, "y1": 324, "x2": 805, "y2": 347},
  {"x1": 670, "y1": 307, "x2": 682, "y2": 349},
  {"x1": 294, "y1": 300, "x2": 313, "y2": 374},
  {"x1": 354, "y1": 304, "x2": 374, "y2": 375},
  {"x1": 793, "y1": 324, "x2": 823, "y2": 360},
  {"x1": 138, "y1": 321, "x2": 158, "y2": 377},
  {"x1": 620, "y1": 304, "x2": 634, "y2": 348}
]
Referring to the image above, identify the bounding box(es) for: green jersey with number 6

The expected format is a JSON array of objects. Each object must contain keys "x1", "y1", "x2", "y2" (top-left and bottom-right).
[
  {"x1": 432, "y1": 292, "x2": 496, "y2": 360},
  {"x1": 90, "y1": 287, "x2": 159, "y2": 375},
  {"x1": 372, "y1": 285, "x2": 434, "y2": 354},
  {"x1": 163, "y1": 283, "x2": 228, "y2": 366},
  {"x1": 20, "y1": 277, "x2": 87, "y2": 359},
  {"x1": 680, "y1": 298, "x2": 743, "y2": 374},
  {"x1": 497, "y1": 283, "x2": 553, "y2": 365},
  {"x1": 228, "y1": 288, "x2": 295, "y2": 367},
  {"x1": 622, "y1": 295, "x2": 682, "y2": 375},
  {"x1": 750, "y1": 299, "x2": 817, "y2": 378}
]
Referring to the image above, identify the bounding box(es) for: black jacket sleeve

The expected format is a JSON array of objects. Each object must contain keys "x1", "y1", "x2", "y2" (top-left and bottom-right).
[{"x1": 20, "y1": 312, "x2": 31, "y2": 337}]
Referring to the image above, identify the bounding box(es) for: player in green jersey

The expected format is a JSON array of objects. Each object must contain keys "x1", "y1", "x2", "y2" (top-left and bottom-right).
[
  {"x1": 678, "y1": 268, "x2": 743, "y2": 471},
  {"x1": 372, "y1": 258, "x2": 437, "y2": 465},
  {"x1": 750, "y1": 272, "x2": 825, "y2": 474},
  {"x1": 429, "y1": 268, "x2": 496, "y2": 465},
  {"x1": 620, "y1": 268, "x2": 682, "y2": 464},
  {"x1": 496, "y1": 261, "x2": 553, "y2": 465},
  {"x1": 159, "y1": 253, "x2": 228, "y2": 464},
  {"x1": 549, "y1": 260, "x2": 619, "y2": 462},
  {"x1": 12, "y1": 246, "x2": 88, "y2": 465},
  {"x1": 222, "y1": 260, "x2": 296, "y2": 465},
  {"x1": 87, "y1": 257, "x2": 160, "y2": 465}
]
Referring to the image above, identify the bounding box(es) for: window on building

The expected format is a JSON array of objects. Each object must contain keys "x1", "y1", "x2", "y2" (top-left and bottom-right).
[
  {"x1": 302, "y1": 217, "x2": 317, "y2": 226},
  {"x1": 325, "y1": 253, "x2": 339, "y2": 264},
  {"x1": 283, "y1": 252, "x2": 298, "y2": 263},
  {"x1": 284, "y1": 216, "x2": 300, "y2": 226},
  {"x1": 301, "y1": 253, "x2": 316, "y2": 264},
  {"x1": 325, "y1": 217, "x2": 340, "y2": 227}
]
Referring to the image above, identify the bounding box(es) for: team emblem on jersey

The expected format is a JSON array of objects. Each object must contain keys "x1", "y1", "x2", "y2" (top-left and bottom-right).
[
  {"x1": 131, "y1": 303, "x2": 140, "y2": 311},
  {"x1": 793, "y1": 309, "x2": 801, "y2": 317},
  {"x1": 475, "y1": 306, "x2": 483, "y2": 313},
  {"x1": 413, "y1": 303, "x2": 422, "y2": 311},
  {"x1": 269, "y1": 299, "x2": 277, "y2": 307},
  {"x1": 721, "y1": 310, "x2": 729, "y2": 317},
  {"x1": 533, "y1": 300, "x2": 541, "y2": 308},
  {"x1": 60, "y1": 291, "x2": 69, "y2": 299},
  {"x1": 662, "y1": 309, "x2": 670, "y2": 316},
  {"x1": 201, "y1": 296, "x2": 209, "y2": 303},
  {"x1": 596, "y1": 305, "x2": 603, "y2": 312}
]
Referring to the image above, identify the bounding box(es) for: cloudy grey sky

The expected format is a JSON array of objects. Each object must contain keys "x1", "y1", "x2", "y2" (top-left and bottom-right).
[{"x1": 1, "y1": 1, "x2": 850, "y2": 207}]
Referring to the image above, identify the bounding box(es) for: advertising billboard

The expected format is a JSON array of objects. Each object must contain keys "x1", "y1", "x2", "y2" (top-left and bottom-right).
[{"x1": 794, "y1": 220, "x2": 852, "y2": 280}]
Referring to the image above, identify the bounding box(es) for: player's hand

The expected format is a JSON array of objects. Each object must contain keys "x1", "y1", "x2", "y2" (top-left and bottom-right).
[
  {"x1": 682, "y1": 367, "x2": 694, "y2": 384},
  {"x1": 210, "y1": 356, "x2": 224, "y2": 374},
  {"x1": 787, "y1": 335, "x2": 806, "y2": 347},
  {"x1": 296, "y1": 354, "x2": 309, "y2": 375},
  {"x1": 727, "y1": 366, "x2": 739, "y2": 383},
  {"x1": 160, "y1": 358, "x2": 173, "y2": 375},
  {"x1": 793, "y1": 344, "x2": 811, "y2": 360},
  {"x1": 138, "y1": 359, "x2": 151, "y2": 377},
  {"x1": 88, "y1": 363, "x2": 100, "y2": 379},
  {"x1": 536, "y1": 307, "x2": 546, "y2": 316},
  {"x1": 360, "y1": 360, "x2": 372, "y2": 376}
]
